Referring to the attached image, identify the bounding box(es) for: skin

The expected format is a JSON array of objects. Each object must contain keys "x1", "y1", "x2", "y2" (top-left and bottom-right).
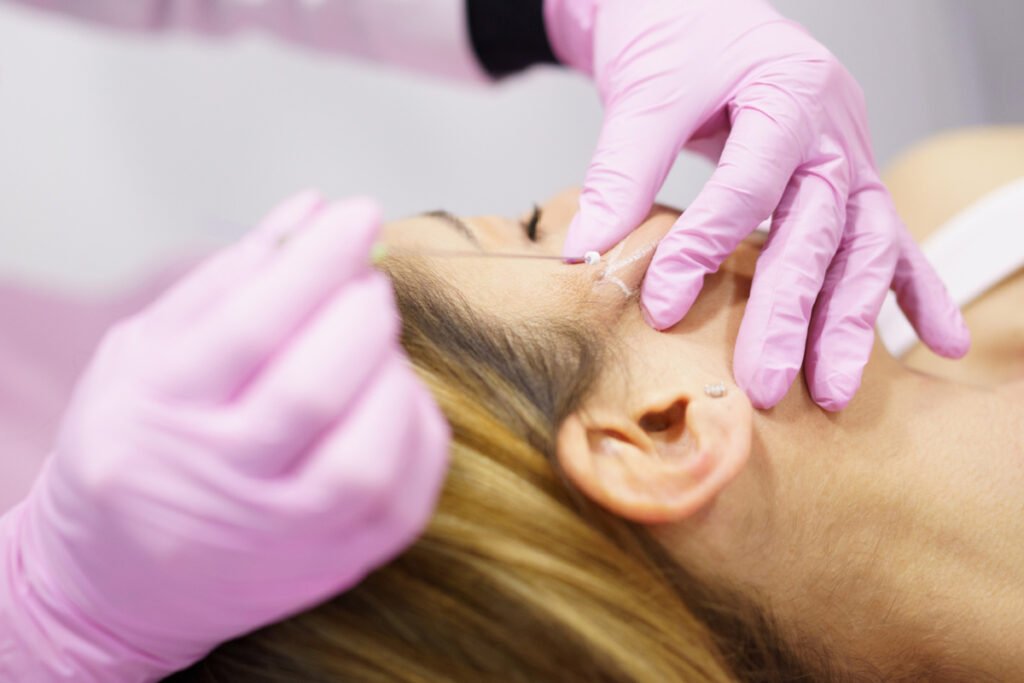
[
  {"x1": 886, "y1": 126, "x2": 1024, "y2": 385},
  {"x1": 382, "y1": 182, "x2": 1024, "y2": 679}
]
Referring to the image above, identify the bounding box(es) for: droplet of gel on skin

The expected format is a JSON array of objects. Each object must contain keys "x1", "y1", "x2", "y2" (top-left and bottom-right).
[{"x1": 583, "y1": 251, "x2": 601, "y2": 265}]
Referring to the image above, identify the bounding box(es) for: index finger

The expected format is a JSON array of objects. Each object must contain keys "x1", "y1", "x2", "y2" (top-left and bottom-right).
[
  {"x1": 640, "y1": 106, "x2": 803, "y2": 330},
  {"x1": 144, "y1": 191, "x2": 325, "y2": 330},
  {"x1": 161, "y1": 197, "x2": 383, "y2": 400},
  {"x1": 561, "y1": 81, "x2": 707, "y2": 258}
]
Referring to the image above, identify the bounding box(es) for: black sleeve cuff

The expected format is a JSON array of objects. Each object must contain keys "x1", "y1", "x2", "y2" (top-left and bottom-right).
[{"x1": 466, "y1": 0, "x2": 560, "y2": 78}]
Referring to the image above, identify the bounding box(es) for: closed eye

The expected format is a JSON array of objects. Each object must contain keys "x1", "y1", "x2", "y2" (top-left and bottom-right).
[{"x1": 521, "y1": 205, "x2": 542, "y2": 242}]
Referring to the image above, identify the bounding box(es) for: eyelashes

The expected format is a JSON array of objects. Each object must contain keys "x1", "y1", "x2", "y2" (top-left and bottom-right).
[{"x1": 521, "y1": 205, "x2": 542, "y2": 242}]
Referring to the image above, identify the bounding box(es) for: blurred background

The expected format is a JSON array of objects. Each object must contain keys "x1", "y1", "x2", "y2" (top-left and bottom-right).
[{"x1": 1, "y1": 0, "x2": 1021, "y2": 290}]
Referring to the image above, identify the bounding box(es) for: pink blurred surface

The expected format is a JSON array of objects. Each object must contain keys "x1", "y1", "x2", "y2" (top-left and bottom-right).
[{"x1": 0, "y1": 262, "x2": 193, "y2": 512}]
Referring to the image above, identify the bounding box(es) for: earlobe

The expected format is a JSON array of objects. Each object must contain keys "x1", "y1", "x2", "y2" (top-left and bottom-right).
[{"x1": 556, "y1": 388, "x2": 752, "y2": 524}]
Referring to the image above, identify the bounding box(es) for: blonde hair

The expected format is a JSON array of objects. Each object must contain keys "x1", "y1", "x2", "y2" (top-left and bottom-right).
[{"x1": 171, "y1": 260, "x2": 809, "y2": 683}]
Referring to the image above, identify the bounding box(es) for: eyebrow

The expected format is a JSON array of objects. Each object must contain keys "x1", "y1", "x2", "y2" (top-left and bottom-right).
[{"x1": 422, "y1": 210, "x2": 481, "y2": 248}]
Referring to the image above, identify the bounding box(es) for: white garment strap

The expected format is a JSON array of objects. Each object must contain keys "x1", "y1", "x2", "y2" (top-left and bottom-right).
[
  {"x1": 877, "y1": 176, "x2": 1024, "y2": 357},
  {"x1": 7, "y1": 0, "x2": 486, "y2": 81}
]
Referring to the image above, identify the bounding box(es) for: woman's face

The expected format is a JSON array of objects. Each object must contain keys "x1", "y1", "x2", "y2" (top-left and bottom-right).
[
  {"x1": 388, "y1": 189, "x2": 1024, "y2": 680},
  {"x1": 381, "y1": 187, "x2": 758, "y2": 380},
  {"x1": 382, "y1": 188, "x2": 669, "y2": 322},
  {"x1": 383, "y1": 188, "x2": 760, "y2": 528}
]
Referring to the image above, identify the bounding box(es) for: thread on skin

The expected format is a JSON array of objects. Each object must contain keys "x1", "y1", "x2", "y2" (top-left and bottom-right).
[
  {"x1": 604, "y1": 241, "x2": 627, "y2": 265},
  {"x1": 604, "y1": 241, "x2": 658, "y2": 276},
  {"x1": 603, "y1": 275, "x2": 634, "y2": 296},
  {"x1": 595, "y1": 241, "x2": 659, "y2": 297}
]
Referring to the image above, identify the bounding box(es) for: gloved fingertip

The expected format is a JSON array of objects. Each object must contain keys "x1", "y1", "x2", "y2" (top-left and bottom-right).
[
  {"x1": 317, "y1": 197, "x2": 385, "y2": 257},
  {"x1": 741, "y1": 385, "x2": 781, "y2": 411},
  {"x1": 562, "y1": 210, "x2": 626, "y2": 260},
  {"x1": 640, "y1": 302, "x2": 668, "y2": 331},
  {"x1": 809, "y1": 372, "x2": 860, "y2": 413},
  {"x1": 252, "y1": 189, "x2": 325, "y2": 247},
  {"x1": 561, "y1": 213, "x2": 597, "y2": 259},
  {"x1": 940, "y1": 315, "x2": 972, "y2": 359},
  {"x1": 737, "y1": 365, "x2": 798, "y2": 410},
  {"x1": 639, "y1": 294, "x2": 684, "y2": 331},
  {"x1": 916, "y1": 306, "x2": 971, "y2": 360},
  {"x1": 639, "y1": 270, "x2": 702, "y2": 331},
  {"x1": 335, "y1": 195, "x2": 383, "y2": 224}
]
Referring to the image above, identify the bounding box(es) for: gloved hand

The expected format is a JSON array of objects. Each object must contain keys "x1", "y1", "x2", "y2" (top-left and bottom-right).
[
  {"x1": 0, "y1": 192, "x2": 450, "y2": 682},
  {"x1": 546, "y1": 0, "x2": 970, "y2": 411}
]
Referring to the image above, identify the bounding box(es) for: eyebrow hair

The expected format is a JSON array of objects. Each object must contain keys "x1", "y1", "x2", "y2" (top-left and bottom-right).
[{"x1": 422, "y1": 210, "x2": 482, "y2": 248}]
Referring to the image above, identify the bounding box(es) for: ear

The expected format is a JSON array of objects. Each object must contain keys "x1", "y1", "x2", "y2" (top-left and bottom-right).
[{"x1": 556, "y1": 386, "x2": 752, "y2": 524}]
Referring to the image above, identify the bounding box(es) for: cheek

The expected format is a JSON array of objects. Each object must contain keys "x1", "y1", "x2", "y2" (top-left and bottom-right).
[{"x1": 616, "y1": 313, "x2": 725, "y2": 379}]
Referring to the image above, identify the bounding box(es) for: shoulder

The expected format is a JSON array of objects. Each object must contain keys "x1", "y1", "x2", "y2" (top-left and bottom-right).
[
  {"x1": 883, "y1": 127, "x2": 1024, "y2": 385},
  {"x1": 883, "y1": 126, "x2": 1024, "y2": 243}
]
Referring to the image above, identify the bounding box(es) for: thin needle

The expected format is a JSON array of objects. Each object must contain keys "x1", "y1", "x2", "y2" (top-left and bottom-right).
[{"x1": 371, "y1": 244, "x2": 599, "y2": 265}]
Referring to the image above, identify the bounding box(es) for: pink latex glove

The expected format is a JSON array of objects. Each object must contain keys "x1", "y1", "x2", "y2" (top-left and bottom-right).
[
  {"x1": 546, "y1": 0, "x2": 970, "y2": 411},
  {"x1": 0, "y1": 192, "x2": 450, "y2": 682}
]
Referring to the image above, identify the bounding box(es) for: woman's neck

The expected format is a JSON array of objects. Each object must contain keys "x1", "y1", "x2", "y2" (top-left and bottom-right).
[
  {"x1": 653, "y1": 258, "x2": 1023, "y2": 678},
  {"x1": 740, "y1": 349, "x2": 1024, "y2": 679}
]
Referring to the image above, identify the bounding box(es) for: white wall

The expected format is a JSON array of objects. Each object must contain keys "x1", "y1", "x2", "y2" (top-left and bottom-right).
[{"x1": 0, "y1": 0, "x2": 1020, "y2": 290}]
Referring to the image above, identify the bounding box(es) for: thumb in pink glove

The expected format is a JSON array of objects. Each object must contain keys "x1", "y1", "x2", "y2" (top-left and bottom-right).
[
  {"x1": 546, "y1": 0, "x2": 969, "y2": 411},
  {"x1": 0, "y1": 192, "x2": 450, "y2": 682}
]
